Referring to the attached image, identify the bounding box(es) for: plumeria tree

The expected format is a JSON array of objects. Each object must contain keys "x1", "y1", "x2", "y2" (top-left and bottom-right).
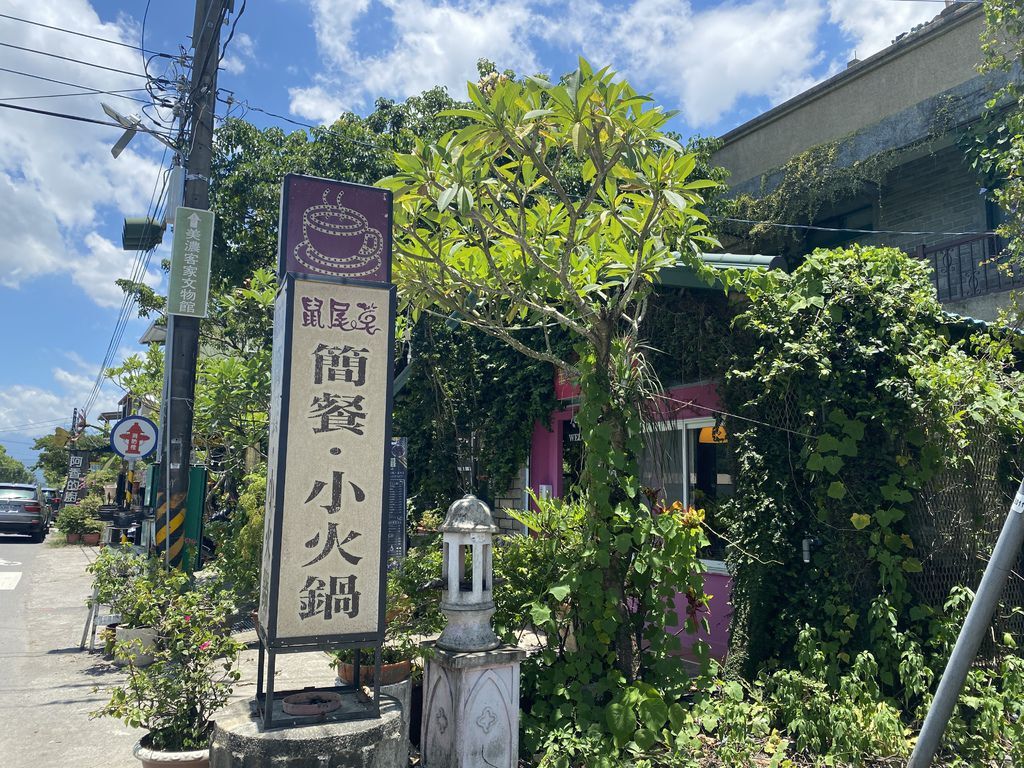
[{"x1": 384, "y1": 59, "x2": 720, "y2": 751}]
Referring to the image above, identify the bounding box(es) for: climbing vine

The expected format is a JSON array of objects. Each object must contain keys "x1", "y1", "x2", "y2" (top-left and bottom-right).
[
  {"x1": 720, "y1": 246, "x2": 1024, "y2": 689},
  {"x1": 392, "y1": 315, "x2": 561, "y2": 512}
]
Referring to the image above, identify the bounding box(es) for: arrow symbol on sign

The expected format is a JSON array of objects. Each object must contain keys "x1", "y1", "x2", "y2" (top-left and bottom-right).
[{"x1": 188, "y1": 212, "x2": 201, "y2": 228}]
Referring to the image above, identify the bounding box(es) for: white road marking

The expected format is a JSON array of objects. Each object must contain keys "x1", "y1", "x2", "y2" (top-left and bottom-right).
[
  {"x1": 0, "y1": 572, "x2": 22, "y2": 590},
  {"x1": 0, "y1": 559, "x2": 21, "y2": 567}
]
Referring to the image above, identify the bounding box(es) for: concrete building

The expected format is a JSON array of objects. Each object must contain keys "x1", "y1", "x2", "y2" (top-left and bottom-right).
[{"x1": 713, "y1": 1, "x2": 1019, "y2": 320}]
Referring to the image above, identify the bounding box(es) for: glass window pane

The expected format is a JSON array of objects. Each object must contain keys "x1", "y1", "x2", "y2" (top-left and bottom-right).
[{"x1": 638, "y1": 428, "x2": 684, "y2": 507}]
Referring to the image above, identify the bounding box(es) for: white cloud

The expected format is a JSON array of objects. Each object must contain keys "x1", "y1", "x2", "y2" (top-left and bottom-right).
[
  {"x1": 0, "y1": 352, "x2": 122, "y2": 464},
  {"x1": 74, "y1": 233, "x2": 164, "y2": 308},
  {"x1": 828, "y1": 0, "x2": 938, "y2": 61},
  {"x1": 550, "y1": 0, "x2": 826, "y2": 128},
  {"x1": 295, "y1": 0, "x2": 827, "y2": 129},
  {"x1": 288, "y1": 83, "x2": 350, "y2": 125},
  {"x1": 222, "y1": 32, "x2": 256, "y2": 75},
  {"x1": 293, "y1": 0, "x2": 540, "y2": 120},
  {"x1": 0, "y1": 0, "x2": 169, "y2": 305}
]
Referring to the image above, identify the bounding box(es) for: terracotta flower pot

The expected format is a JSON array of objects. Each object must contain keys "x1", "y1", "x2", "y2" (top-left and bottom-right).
[
  {"x1": 66, "y1": 533, "x2": 81, "y2": 544},
  {"x1": 336, "y1": 658, "x2": 411, "y2": 686},
  {"x1": 82, "y1": 532, "x2": 101, "y2": 546},
  {"x1": 133, "y1": 737, "x2": 209, "y2": 768}
]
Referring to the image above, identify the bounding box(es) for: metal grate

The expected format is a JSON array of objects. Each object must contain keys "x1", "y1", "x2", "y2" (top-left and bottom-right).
[{"x1": 917, "y1": 235, "x2": 1022, "y2": 302}]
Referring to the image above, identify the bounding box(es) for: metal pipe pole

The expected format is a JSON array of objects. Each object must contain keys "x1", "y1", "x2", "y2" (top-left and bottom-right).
[
  {"x1": 164, "y1": 0, "x2": 226, "y2": 567},
  {"x1": 907, "y1": 478, "x2": 1024, "y2": 767}
]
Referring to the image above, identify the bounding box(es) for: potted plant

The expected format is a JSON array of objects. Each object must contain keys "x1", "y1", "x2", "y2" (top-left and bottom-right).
[
  {"x1": 88, "y1": 548, "x2": 182, "y2": 667},
  {"x1": 55, "y1": 504, "x2": 89, "y2": 544},
  {"x1": 82, "y1": 517, "x2": 105, "y2": 546},
  {"x1": 94, "y1": 578, "x2": 242, "y2": 767},
  {"x1": 330, "y1": 560, "x2": 443, "y2": 684}
]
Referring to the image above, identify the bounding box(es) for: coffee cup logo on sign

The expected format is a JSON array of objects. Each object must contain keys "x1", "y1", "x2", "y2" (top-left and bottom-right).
[{"x1": 293, "y1": 189, "x2": 384, "y2": 278}]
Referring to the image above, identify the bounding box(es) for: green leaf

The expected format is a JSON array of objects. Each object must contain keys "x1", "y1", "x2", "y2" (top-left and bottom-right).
[
  {"x1": 658, "y1": 135, "x2": 684, "y2": 153},
  {"x1": 827, "y1": 481, "x2": 847, "y2": 500},
  {"x1": 902, "y1": 557, "x2": 924, "y2": 573},
  {"x1": 523, "y1": 108, "x2": 554, "y2": 120},
  {"x1": 638, "y1": 696, "x2": 669, "y2": 731},
  {"x1": 436, "y1": 185, "x2": 458, "y2": 213},
  {"x1": 842, "y1": 420, "x2": 866, "y2": 440},
  {"x1": 850, "y1": 512, "x2": 871, "y2": 530},
  {"x1": 634, "y1": 728, "x2": 657, "y2": 750},
  {"x1": 806, "y1": 452, "x2": 825, "y2": 471},
  {"x1": 664, "y1": 189, "x2": 690, "y2": 213},
  {"x1": 725, "y1": 681, "x2": 744, "y2": 702},
  {"x1": 606, "y1": 701, "x2": 635, "y2": 746},
  {"x1": 548, "y1": 584, "x2": 571, "y2": 602},
  {"x1": 823, "y1": 455, "x2": 843, "y2": 475},
  {"x1": 530, "y1": 603, "x2": 552, "y2": 626}
]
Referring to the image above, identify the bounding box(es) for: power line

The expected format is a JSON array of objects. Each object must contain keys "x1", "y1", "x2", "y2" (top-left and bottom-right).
[
  {"x1": 0, "y1": 99, "x2": 177, "y2": 146},
  {"x1": 0, "y1": 87, "x2": 152, "y2": 105},
  {"x1": 219, "y1": 0, "x2": 247, "y2": 64},
  {"x1": 720, "y1": 217, "x2": 997, "y2": 238},
  {"x1": 0, "y1": 66, "x2": 156, "y2": 102},
  {"x1": 0, "y1": 12, "x2": 177, "y2": 55},
  {"x1": 0, "y1": 101, "x2": 128, "y2": 127},
  {"x1": 0, "y1": 41, "x2": 149, "y2": 79},
  {"x1": 83, "y1": 162, "x2": 170, "y2": 418},
  {"x1": 0, "y1": 418, "x2": 71, "y2": 434}
]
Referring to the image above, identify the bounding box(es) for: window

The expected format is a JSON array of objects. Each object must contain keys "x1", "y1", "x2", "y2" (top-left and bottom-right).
[{"x1": 639, "y1": 418, "x2": 733, "y2": 559}]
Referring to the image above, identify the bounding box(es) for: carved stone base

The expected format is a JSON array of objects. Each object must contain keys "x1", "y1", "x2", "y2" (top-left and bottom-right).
[{"x1": 420, "y1": 643, "x2": 526, "y2": 768}]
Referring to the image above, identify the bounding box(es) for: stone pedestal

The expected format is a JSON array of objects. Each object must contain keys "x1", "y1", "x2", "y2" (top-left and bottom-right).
[
  {"x1": 210, "y1": 695, "x2": 404, "y2": 768},
  {"x1": 420, "y1": 644, "x2": 526, "y2": 768}
]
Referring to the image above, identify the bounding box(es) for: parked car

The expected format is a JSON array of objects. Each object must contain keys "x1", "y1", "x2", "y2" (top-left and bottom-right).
[
  {"x1": 0, "y1": 483, "x2": 48, "y2": 542},
  {"x1": 42, "y1": 487, "x2": 60, "y2": 518}
]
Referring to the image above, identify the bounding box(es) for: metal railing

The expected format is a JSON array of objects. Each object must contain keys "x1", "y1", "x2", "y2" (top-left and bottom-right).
[{"x1": 916, "y1": 235, "x2": 1021, "y2": 302}]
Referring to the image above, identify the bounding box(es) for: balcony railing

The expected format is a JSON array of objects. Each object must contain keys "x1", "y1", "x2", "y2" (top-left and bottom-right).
[{"x1": 916, "y1": 235, "x2": 1021, "y2": 303}]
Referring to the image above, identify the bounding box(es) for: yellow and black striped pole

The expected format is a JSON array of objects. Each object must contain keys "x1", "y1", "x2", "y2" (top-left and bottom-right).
[{"x1": 154, "y1": 490, "x2": 187, "y2": 568}]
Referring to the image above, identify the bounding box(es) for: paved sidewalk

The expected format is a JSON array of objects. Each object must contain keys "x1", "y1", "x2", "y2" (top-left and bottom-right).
[{"x1": 0, "y1": 540, "x2": 345, "y2": 768}]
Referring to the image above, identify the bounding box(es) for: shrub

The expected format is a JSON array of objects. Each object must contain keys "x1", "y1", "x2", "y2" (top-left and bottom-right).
[
  {"x1": 94, "y1": 578, "x2": 242, "y2": 751},
  {"x1": 55, "y1": 505, "x2": 90, "y2": 536}
]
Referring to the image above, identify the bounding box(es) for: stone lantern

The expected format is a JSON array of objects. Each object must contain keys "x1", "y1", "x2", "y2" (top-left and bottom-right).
[
  {"x1": 437, "y1": 494, "x2": 500, "y2": 652},
  {"x1": 422, "y1": 495, "x2": 526, "y2": 768}
]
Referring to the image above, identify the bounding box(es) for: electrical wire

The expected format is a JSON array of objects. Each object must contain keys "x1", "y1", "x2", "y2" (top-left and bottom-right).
[
  {"x1": 0, "y1": 41, "x2": 149, "y2": 79},
  {"x1": 218, "y1": 0, "x2": 247, "y2": 65},
  {"x1": 82, "y1": 154, "x2": 171, "y2": 418},
  {"x1": 0, "y1": 12, "x2": 178, "y2": 55},
  {"x1": 0, "y1": 66, "x2": 167, "y2": 108},
  {"x1": 228, "y1": 96, "x2": 1003, "y2": 242},
  {"x1": 0, "y1": 87, "x2": 151, "y2": 105},
  {"x1": 718, "y1": 217, "x2": 998, "y2": 238},
  {"x1": 0, "y1": 418, "x2": 72, "y2": 434},
  {"x1": 0, "y1": 101, "x2": 132, "y2": 127}
]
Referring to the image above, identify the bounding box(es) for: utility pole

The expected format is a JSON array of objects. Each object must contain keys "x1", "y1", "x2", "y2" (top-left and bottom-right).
[{"x1": 161, "y1": 0, "x2": 227, "y2": 566}]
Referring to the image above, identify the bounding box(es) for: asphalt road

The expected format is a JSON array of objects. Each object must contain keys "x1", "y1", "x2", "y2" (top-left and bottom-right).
[{"x1": 0, "y1": 533, "x2": 140, "y2": 768}]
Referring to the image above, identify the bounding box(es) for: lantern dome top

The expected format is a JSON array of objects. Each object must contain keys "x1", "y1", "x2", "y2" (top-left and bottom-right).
[{"x1": 440, "y1": 494, "x2": 499, "y2": 534}]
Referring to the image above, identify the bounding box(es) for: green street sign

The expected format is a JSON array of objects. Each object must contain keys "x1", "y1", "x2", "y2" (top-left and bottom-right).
[{"x1": 168, "y1": 206, "x2": 213, "y2": 317}]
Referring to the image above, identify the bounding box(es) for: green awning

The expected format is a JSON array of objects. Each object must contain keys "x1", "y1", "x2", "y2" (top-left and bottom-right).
[{"x1": 657, "y1": 252, "x2": 787, "y2": 290}]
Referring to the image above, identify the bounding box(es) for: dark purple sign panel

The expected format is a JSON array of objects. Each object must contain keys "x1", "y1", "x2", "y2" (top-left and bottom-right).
[{"x1": 278, "y1": 174, "x2": 392, "y2": 284}]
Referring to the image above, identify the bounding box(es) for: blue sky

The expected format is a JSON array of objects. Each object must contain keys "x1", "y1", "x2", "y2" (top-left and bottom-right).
[{"x1": 0, "y1": 0, "x2": 947, "y2": 471}]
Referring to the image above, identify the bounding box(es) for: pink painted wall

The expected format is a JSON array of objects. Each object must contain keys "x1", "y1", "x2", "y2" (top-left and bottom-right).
[
  {"x1": 675, "y1": 570, "x2": 733, "y2": 664},
  {"x1": 528, "y1": 380, "x2": 734, "y2": 662}
]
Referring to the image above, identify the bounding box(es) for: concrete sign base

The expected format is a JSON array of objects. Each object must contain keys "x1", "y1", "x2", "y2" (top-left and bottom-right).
[{"x1": 210, "y1": 696, "x2": 404, "y2": 768}]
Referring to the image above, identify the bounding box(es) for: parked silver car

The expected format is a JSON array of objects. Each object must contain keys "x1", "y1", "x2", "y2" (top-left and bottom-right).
[{"x1": 0, "y1": 483, "x2": 48, "y2": 542}]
